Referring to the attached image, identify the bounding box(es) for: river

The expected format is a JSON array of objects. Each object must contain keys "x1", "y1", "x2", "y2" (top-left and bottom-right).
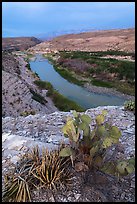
[{"x1": 29, "y1": 54, "x2": 126, "y2": 109}]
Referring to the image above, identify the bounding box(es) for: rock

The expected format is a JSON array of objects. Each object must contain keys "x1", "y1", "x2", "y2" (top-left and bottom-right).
[
  {"x1": 75, "y1": 162, "x2": 89, "y2": 172},
  {"x1": 74, "y1": 193, "x2": 81, "y2": 200},
  {"x1": 2, "y1": 106, "x2": 135, "y2": 202},
  {"x1": 131, "y1": 181, "x2": 135, "y2": 188}
]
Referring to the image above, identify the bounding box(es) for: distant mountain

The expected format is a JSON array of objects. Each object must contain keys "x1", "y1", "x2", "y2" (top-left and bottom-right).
[
  {"x1": 35, "y1": 28, "x2": 96, "y2": 41},
  {"x1": 2, "y1": 37, "x2": 42, "y2": 51}
]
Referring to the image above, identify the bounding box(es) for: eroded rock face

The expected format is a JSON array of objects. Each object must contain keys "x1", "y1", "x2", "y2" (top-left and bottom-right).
[
  {"x1": 2, "y1": 37, "x2": 41, "y2": 51},
  {"x1": 2, "y1": 51, "x2": 57, "y2": 117}
]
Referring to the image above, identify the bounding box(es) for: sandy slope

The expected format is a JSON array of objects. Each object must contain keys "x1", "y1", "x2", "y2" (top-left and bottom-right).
[{"x1": 29, "y1": 28, "x2": 135, "y2": 53}]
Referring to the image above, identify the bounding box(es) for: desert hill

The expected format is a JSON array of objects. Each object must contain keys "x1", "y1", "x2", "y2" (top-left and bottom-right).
[
  {"x1": 2, "y1": 37, "x2": 42, "y2": 51},
  {"x1": 29, "y1": 28, "x2": 135, "y2": 53}
]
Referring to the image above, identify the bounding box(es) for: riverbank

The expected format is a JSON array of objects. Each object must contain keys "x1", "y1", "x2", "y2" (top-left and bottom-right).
[
  {"x1": 2, "y1": 51, "x2": 58, "y2": 117},
  {"x1": 84, "y1": 83, "x2": 135, "y2": 101},
  {"x1": 43, "y1": 51, "x2": 135, "y2": 99},
  {"x1": 29, "y1": 54, "x2": 127, "y2": 109},
  {"x1": 34, "y1": 80, "x2": 85, "y2": 112}
]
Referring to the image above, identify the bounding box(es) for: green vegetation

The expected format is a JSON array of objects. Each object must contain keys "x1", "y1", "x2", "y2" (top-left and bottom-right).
[
  {"x1": 43, "y1": 54, "x2": 85, "y2": 86},
  {"x1": 59, "y1": 110, "x2": 135, "y2": 177},
  {"x1": 25, "y1": 62, "x2": 40, "y2": 79},
  {"x1": 59, "y1": 50, "x2": 134, "y2": 58},
  {"x1": 26, "y1": 63, "x2": 31, "y2": 70},
  {"x1": 26, "y1": 53, "x2": 34, "y2": 58},
  {"x1": 59, "y1": 51, "x2": 135, "y2": 81},
  {"x1": 3, "y1": 146, "x2": 72, "y2": 202},
  {"x1": 34, "y1": 80, "x2": 85, "y2": 112},
  {"x1": 30, "y1": 89, "x2": 47, "y2": 105},
  {"x1": 54, "y1": 67, "x2": 84, "y2": 86},
  {"x1": 47, "y1": 50, "x2": 135, "y2": 96},
  {"x1": 124, "y1": 100, "x2": 135, "y2": 113},
  {"x1": 91, "y1": 79, "x2": 113, "y2": 88},
  {"x1": 112, "y1": 81, "x2": 135, "y2": 96},
  {"x1": 32, "y1": 71, "x2": 40, "y2": 79},
  {"x1": 24, "y1": 53, "x2": 35, "y2": 62},
  {"x1": 20, "y1": 110, "x2": 36, "y2": 117}
]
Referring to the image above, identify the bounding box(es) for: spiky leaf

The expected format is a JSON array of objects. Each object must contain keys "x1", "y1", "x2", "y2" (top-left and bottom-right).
[
  {"x1": 102, "y1": 137, "x2": 112, "y2": 148},
  {"x1": 62, "y1": 120, "x2": 72, "y2": 135},
  {"x1": 102, "y1": 110, "x2": 108, "y2": 116},
  {"x1": 64, "y1": 133, "x2": 69, "y2": 138},
  {"x1": 83, "y1": 126, "x2": 90, "y2": 137},
  {"x1": 94, "y1": 156, "x2": 103, "y2": 168},
  {"x1": 101, "y1": 162, "x2": 116, "y2": 175},
  {"x1": 90, "y1": 129, "x2": 96, "y2": 140},
  {"x1": 73, "y1": 110, "x2": 78, "y2": 118},
  {"x1": 105, "y1": 123, "x2": 111, "y2": 129},
  {"x1": 80, "y1": 114, "x2": 91, "y2": 124},
  {"x1": 109, "y1": 126, "x2": 121, "y2": 139},
  {"x1": 90, "y1": 146, "x2": 98, "y2": 157},
  {"x1": 95, "y1": 114, "x2": 105, "y2": 125},
  {"x1": 79, "y1": 122, "x2": 87, "y2": 130},
  {"x1": 59, "y1": 147, "x2": 73, "y2": 157},
  {"x1": 62, "y1": 119, "x2": 78, "y2": 141},
  {"x1": 97, "y1": 125, "x2": 106, "y2": 137},
  {"x1": 116, "y1": 161, "x2": 127, "y2": 175},
  {"x1": 125, "y1": 164, "x2": 135, "y2": 174},
  {"x1": 128, "y1": 158, "x2": 135, "y2": 166}
]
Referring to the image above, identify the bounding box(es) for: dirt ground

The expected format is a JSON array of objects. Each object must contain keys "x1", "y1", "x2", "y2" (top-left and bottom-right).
[
  {"x1": 31, "y1": 165, "x2": 135, "y2": 202},
  {"x1": 30, "y1": 28, "x2": 135, "y2": 53}
]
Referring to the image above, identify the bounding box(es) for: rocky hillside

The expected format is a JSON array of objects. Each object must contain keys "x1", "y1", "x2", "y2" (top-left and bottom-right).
[
  {"x1": 2, "y1": 51, "x2": 57, "y2": 117},
  {"x1": 28, "y1": 28, "x2": 135, "y2": 53},
  {"x1": 2, "y1": 37, "x2": 41, "y2": 51}
]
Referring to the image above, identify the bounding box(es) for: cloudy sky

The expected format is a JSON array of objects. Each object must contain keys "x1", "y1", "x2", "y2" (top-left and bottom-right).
[{"x1": 2, "y1": 2, "x2": 135, "y2": 37}]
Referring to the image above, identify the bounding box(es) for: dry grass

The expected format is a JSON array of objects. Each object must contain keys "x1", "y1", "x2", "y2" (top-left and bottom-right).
[{"x1": 3, "y1": 146, "x2": 73, "y2": 202}]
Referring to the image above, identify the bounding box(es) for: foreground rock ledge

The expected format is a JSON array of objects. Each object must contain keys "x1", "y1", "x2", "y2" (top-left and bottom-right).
[
  {"x1": 2, "y1": 106, "x2": 135, "y2": 202},
  {"x1": 2, "y1": 105, "x2": 135, "y2": 170}
]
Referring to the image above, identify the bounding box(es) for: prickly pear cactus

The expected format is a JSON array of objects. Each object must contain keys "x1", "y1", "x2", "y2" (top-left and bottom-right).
[{"x1": 59, "y1": 110, "x2": 135, "y2": 177}]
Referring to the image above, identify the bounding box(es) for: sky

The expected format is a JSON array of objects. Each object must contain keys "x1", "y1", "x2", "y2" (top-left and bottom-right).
[{"x1": 2, "y1": 2, "x2": 135, "y2": 38}]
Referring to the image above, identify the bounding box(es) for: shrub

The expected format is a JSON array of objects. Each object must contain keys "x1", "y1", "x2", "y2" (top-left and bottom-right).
[
  {"x1": 26, "y1": 63, "x2": 31, "y2": 70},
  {"x1": 3, "y1": 146, "x2": 72, "y2": 202},
  {"x1": 30, "y1": 89, "x2": 47, "y2": 105},
  {"x1": 124, "y1": 100, "x2": 135, "y2": 113},
  {"x1": 34, "y1": 80, "x2": 53, "y2": 90},
  {"x1": 91, "y1": 79, "x2": 113, "y2": 88},
  {"x1": 20, "y1": 110, "x2": 36, "y2": 117},
  {"x1": 59, "y1": 110, "x2": 135, "y2": 177},
  {"x1": 32, "y1": 72, "x2": 40, "y2": 79}
]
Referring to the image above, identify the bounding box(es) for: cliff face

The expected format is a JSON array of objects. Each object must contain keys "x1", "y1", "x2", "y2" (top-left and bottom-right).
[
  {"x1": 2, "y1": 37, "x2": 42, "y2": 51},
  {"x1": 2, "y1": 51, "x2": 57, "y2": 117}
]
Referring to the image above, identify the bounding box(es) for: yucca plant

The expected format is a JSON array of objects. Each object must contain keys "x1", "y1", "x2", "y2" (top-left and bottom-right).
[
  {"x1": 31, "y1": 148, "x2": 73, "y2": 190},
  {"x1": 3, "y1": 146, "x2": 72, "y2": 202},
  {"x1": 2, "y1": 146, "x2": 40, "y2": 202},
  {"x1": 3, "y1": 168, "x2": 32, "y2": 202}
]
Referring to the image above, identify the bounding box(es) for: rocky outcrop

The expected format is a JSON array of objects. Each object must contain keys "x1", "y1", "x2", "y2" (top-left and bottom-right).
[
  {"x1": 2, "y1": 37, "x2": 42, "y2": 51},
  {"x1": 2, "y1": 106, "x2": 135, "y2": 171},
  {"x1": 2, "y1": 106, "x2": 135, "y2": 202},
  {"x1": 2, "y1": 51, "x2": 57, "y2": 117}
]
